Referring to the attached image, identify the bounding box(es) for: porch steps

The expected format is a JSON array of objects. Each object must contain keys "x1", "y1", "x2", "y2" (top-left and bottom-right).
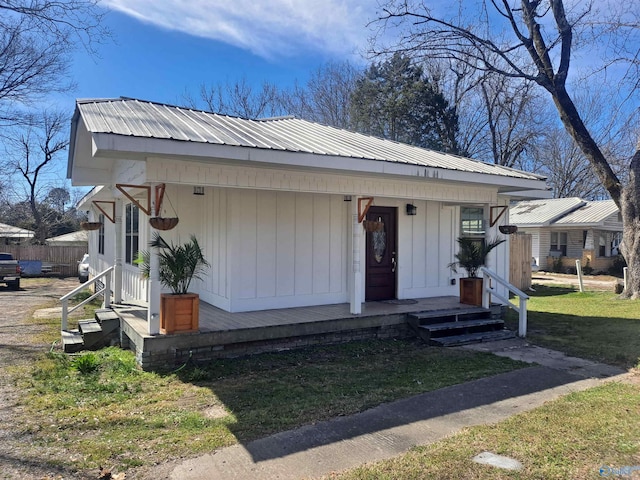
[
  {"x1": 407, "y1": 306, "x2": 515, "y2": 347},
  {"x1": 61, "y1": 308, "x2": 121, "y2": 353}
]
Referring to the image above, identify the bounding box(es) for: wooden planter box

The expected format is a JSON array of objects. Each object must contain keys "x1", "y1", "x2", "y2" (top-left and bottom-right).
[
  {"x1": 459, "y1": 277, "x2": 483, "y2": 306},
  {"x1": 160, "y1": 293, "x2": 199, "y2": 334}
]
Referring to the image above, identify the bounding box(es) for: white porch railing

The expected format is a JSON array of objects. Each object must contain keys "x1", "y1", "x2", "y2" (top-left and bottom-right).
[
  {"x1": 60, "y1": 266, "x2": 114, "y2": 331},
  {"x1": 480, "y1": 266, "x2": 529, "y2": 337}
]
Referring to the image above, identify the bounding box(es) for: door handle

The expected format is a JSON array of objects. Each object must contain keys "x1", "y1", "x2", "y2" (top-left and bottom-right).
[{"x1": 391, "y1": 253, "x2": 396, "y2": 273}]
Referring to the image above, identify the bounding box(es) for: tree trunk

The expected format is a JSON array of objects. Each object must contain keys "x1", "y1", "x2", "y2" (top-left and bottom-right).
[{"x1": 619, "y1": 149, "x2": 640, "y2": 299}]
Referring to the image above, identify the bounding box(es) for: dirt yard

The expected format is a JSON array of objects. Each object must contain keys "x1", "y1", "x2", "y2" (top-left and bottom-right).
[
  {"x1": 0, "y1": 277, "x2": 88, "y2": 480},
  {"x1": 531, "y1": 271, "x2": 623, "y2": 292}
]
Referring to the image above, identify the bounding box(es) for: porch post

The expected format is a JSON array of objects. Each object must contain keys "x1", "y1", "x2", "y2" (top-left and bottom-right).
[
  {"x1": 147, "y1": 184, "x2": 161, "y2": 335},
  {"x1": 113, "y1": 198, "x2": 123, "y2": 304},
  {"x1": 350, "y1": 197, "x2": 362, "y2": 314}
]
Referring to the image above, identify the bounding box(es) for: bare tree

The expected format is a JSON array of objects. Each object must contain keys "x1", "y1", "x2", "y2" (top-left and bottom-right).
[
  {"x1": 282, "y1": 61, "x2": 360, "y2": 128},
  {"x1": 0, "y1": 0, "x2": 107, "y2": 122},
  {"x1": 186, "y1": 77, "x2": 283, "y2": 119},
  {"x1": 5, "y1": 111, "x2": 69, "y2": 243},
  {"x1": 373, "y1": 0, "x2": 640, "y2": 298},
  {"x1": 424, "y1": 59, "x2": 547, "y2": 166}
]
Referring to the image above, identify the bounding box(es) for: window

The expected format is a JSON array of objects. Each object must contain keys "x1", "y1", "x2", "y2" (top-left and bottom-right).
[
  {"x1": 460, "y1": 207, "x2": 485, "y2": 237},
  {"x1": 125, "y1": 203, "x2": 139, "y2": 264},
  {"x1": 550, "y1": 231, "x2": 567, "y2": 256},
  {"x1": 98, "y1": 214, "x2": 105, "y2": 255},
  {"x1": 599, "y1": 234, "x2": 606, "y2": 257}
]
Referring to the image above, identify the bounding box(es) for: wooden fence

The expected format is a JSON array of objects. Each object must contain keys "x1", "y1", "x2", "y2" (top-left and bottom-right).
[
  {"x1": 1, "y1": 245, "x2": 87, "y2": 277},
  {"x1": 509, "y1": 233, "x2": 532, "y2": 291}
]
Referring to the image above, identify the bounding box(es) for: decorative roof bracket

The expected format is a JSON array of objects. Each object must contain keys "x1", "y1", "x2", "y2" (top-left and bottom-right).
[
  {"x1": 92, "y1": 201, "x2": 116, "y2": 223},
  {"x1": 490, "y1": 205, "x2": 508, "y2": 227},
  {"x1": 116, "y1": 184, "x2": 151, "y2": 215},
  {"x1": 358, "y1": 197, "x2": 374, "y2": 223}
]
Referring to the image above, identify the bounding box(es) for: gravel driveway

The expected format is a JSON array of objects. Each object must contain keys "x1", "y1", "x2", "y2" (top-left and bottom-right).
[{"x1": 0, "y1": 277, "x2": 87, "y2": 479}]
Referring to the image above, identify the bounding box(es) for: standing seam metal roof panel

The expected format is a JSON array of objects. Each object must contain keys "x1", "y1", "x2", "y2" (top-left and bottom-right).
[
  {"x1": 76, "y1": 98, "x2": 545, "y2": 182},
  {"x1": 554, "y1": 200, "x2": 619, "y2": 225},
  {"x1": 509, "y1": 198, "x2": 585, "y2": 225}
]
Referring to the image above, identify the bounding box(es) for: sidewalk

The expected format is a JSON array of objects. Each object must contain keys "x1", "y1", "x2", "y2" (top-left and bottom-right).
[{"x1": 162, "y1": 339, "x2": 628, "y2": 480}]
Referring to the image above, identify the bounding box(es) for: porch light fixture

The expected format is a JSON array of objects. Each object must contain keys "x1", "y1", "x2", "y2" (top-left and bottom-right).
[
  {"x1": 406, "y1": 203, "x2": 417, "y2": 216},
  {"x1": 193, "y1": 186, "x2": 205, "y2": 196}
]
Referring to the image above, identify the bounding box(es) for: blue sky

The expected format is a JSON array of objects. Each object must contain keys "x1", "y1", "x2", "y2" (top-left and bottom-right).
[{"x1": 68, "y1": 0, "x2": 378, "y2": 108}]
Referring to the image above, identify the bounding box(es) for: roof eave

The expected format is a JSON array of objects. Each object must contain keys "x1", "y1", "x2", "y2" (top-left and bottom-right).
[{"x1": 90, "y1": 134, "x2": 548, "y2": 192}]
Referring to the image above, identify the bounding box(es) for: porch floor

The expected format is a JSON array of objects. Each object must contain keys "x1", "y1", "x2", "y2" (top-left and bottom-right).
[
  {"x1": 115, "y1": 296, "x2": 470, "y2": 337},
  {"x1": 113, "y1": 296, "x2": 483, "y2": 369}
]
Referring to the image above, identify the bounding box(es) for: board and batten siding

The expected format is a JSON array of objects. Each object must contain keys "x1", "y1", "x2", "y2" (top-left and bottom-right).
[
  {"x1": 224, "y1": 189, "x2": 348, "y2": 312},
  {"x1": 398, "y1": 200, "x2": 457, "y2": 298}
]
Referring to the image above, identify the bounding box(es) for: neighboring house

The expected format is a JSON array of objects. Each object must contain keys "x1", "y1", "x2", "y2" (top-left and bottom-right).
[
  {"x1": 510, "y1": 198, "x2": 623, "y2": 272},
  {"x1": 67, "y1": 98, "x2": 549, "y2": 336},
  {"x1": 0, "y1": 222, "x2": 34, "y2": 245},
  {"x1": 46, "y1": 230, "x2": 89, "y2": 247}
]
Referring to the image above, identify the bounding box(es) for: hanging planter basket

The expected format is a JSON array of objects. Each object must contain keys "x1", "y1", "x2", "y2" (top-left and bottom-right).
[
  {"x1": 80, "y1": 221, "x2": 103, "y2": 231},
  {"x1": 150, "y1": 217, "x2": 179, "y2": 231},
  {"x1": 362, "y1": 220, "x2": 384, "y2": 232},
  {"x1": 499, "y1": 225, "x2": 518, "y2": 235}
]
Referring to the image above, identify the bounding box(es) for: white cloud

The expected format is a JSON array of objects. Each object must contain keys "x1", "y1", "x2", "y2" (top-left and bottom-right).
[{"x1": 102, "y1": 0, "x2": 378, "y2": 59}]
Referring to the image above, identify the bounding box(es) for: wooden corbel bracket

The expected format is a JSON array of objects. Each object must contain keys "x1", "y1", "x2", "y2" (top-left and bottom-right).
[
  {"x1": 358, "y1": 197, "x2": 374, "y2": 223},
  {"x1": 490, "y1": 206, "x2": 508, "y2": 227},
  {"x1": 92, "y1": 201, "x2": 116, "y2": 223},
  {"x1": 115, "y1": 184, "x2": 151, "y2": 215}
]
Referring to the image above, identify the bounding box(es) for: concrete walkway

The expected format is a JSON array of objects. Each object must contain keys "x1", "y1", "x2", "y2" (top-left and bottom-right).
[{"x1": 166, "y1": 339, "x2": 629, "y2": 480}]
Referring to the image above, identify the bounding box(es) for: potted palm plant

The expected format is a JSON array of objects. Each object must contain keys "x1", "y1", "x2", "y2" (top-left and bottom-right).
[
  {"x1": 137, "y1": 233, "x2": 209, "y2": 334},
  {"x1": 448, "y1": 236, "x2": 505, "y2": 306}
]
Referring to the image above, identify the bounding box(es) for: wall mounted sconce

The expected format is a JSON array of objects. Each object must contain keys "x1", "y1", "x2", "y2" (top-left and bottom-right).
[
  {"x1": 193, "y1": 186, "x2": 205, "y2": 196},
  {"x1": 406, "y1": 203, "x2": 417, "y2": 215},
  {"x1": 343, "y1": 195, "x2": 352, "y2": 202}
]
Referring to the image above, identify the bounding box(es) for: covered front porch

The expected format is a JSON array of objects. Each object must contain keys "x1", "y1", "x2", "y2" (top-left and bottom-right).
[{"x1": 114, "y1": 296, "x2": 502, "y2": 370}]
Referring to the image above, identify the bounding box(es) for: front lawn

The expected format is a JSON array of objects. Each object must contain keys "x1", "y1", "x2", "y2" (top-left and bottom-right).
[
  {"x1": 505, "y1": 285, "x2": 640, "y2": 368},
  {"x1": 12, "y1": 340, "x2": 526, "y2": 474},
  {"x1": 325, "y1": 379, "x2": 640, "y2": 479}
]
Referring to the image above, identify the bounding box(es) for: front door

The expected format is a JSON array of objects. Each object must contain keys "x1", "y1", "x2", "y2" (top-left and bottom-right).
[{"x1": 365, "y1": 206, "x2": 397, "y2": 301}]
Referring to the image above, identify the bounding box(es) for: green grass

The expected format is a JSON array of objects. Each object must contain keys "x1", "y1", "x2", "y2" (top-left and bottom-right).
[
  {"x1": 325, "y1": 380, "x2": 640, "y2": 479},
  {"x1": 504, "y1": 285, "x2": 640, "y2": 368},
  {"x1": 13, "y1": 340, "x2": 526, "y2": 472}
]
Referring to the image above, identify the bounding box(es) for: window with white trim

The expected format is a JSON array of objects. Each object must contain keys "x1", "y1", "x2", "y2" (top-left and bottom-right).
[
  {"x1": 550, "y1": 231, "x2": 567, "y2": 256},
  {"x1": 125, "y1": 203, "x2": 139, "y2": 264},
  {"x1": 98, "y1": 214, "x2": 105, "y2": 255}
]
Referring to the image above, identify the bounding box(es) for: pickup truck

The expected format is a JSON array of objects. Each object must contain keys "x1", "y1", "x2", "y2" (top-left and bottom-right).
[{"x1": 0, "y1": 252, "x2": 21, "y2": 290}]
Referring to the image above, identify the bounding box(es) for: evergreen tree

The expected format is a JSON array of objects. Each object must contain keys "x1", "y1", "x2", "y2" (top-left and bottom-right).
[{"x1": 350, "y1": 54, "x2": 460, "y2": 153}]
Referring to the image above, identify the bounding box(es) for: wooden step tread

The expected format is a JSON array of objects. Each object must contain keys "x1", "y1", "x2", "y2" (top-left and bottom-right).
[
  {"x1": 431, "y1": 330, "x2": 516, "y2": 346},
  {"x1": 419, "y1": 318, "x2": 503, "y2": 332},
  {"x1": 78, "y1": 319, "x2": 102, "y2": 334},
  {"x1": 61, "y1": 329, "x2": 83, "y2": 345},
  {"x1": 409, "y1": 307, "x2": 489, "y2": 320}
]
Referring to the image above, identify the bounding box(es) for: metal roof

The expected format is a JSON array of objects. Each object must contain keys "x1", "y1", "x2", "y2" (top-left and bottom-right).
[
  {"x1": 0, "y1": 222, "x2": 34, "y2": 238},
  {"x1": 554, "y1": 200, "x2": 619, "y2": 225},
  {"x1": 509, "y1": 197, "x2": 585, "y2": 226},
  {"x1": 45, "y1": 231, "x2": 89, "y2": 244},
  {"x1": 74, "y1": 98, "x2": 545, "y2": 182}
]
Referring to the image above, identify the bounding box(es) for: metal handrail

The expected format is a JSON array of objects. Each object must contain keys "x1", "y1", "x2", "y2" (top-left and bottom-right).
[
  {"x1": 480, "y1": 266, "x2": 529, "y2": 337},
  {"x1": 60, "y1": 266, "x2": 115, "y2": 331}
]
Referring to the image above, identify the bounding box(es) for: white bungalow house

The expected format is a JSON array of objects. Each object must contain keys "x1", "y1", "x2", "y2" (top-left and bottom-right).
[
  {"x1": 510, "y1": 198, "x2": 623, "y2": 272},
  {"x1": 66, "y1": 98, "x2": 548, "y2": 366}
]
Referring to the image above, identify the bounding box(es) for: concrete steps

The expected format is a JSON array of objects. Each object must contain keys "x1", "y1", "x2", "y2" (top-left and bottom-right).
[
  {"x1": 408, "y1": 306, "x2": 514, "y2": 347},
  {"x1": 62, "y1": 308, "x2": 121, "y2": 353}
]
